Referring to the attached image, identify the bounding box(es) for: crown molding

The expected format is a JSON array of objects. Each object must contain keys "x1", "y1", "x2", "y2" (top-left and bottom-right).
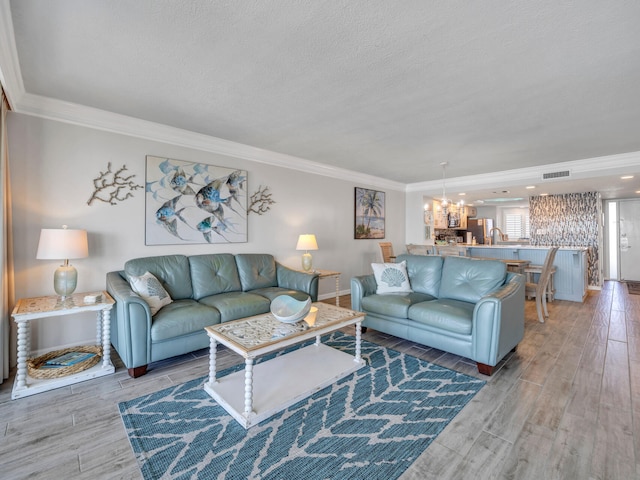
[
  {"x1": 0, "y1": 0, "x2": 25, "y2": 109},
  {"x1": 2, "y1": 0, "x2": 635, "y2": 196},
  {"x1": 10, "y1": 86, "x2": 640, "y2": 196},
  {"x1": 14, "y1": 92, "x2": 406, "y2": 191},
  {"x1": 0, "y1": 0, "x2": 403, "y2": 192},
  {"x1": 405, "y1": 150, "x2": 640, "y2": 193}
]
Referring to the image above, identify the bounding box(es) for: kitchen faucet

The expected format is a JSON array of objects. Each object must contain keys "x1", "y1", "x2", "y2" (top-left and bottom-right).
[{"x1": 488, "y1": 227, "x2": 507, "y2": 246}]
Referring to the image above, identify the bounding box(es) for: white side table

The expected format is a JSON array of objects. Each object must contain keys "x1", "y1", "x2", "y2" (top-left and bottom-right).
[
  {"x1": 315, "y1": 270, "x2": 341, "y2": 306},
  {"x1": 298, "y1": 269, "x2": 341, "y2": 306},
  {"x1": 11, "y1": 291, "x2": 115, "y2": 400}
]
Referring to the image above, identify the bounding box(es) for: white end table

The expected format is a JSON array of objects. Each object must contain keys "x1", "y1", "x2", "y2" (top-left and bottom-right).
[
  {"x1": 11, "y1": 291, "x2": 115, "y2": 400},
  {"x1": 299, "y1": 269, "x2": 341, "y2": 306}
]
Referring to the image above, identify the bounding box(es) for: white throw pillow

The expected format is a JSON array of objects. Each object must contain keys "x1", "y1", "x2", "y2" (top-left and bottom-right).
[
  {"x1": 371, "y1": 261, "x2": 413, "y2": 294},
  {"x1": 128, "y1": 271, "x2": 173, "y2": 315}
]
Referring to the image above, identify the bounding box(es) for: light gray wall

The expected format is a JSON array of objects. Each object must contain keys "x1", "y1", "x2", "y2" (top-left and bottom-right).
[
  {"x1": 7, "y1": 113, "x2": 405, "y2": 358},
  {"x1": 473, "y1": 206, "x2": 498, "y2": 222},
  {"x1": 404, "y1": 191, "x2": 427, "y2": 244}
]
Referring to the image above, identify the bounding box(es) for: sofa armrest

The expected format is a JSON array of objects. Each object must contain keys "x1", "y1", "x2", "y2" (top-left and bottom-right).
[
  {"x1": 276, "y1": 263, "x2": 320, "y2": 301},
  {"x1": 350, "y1": 274, "x2": 377, "y2": 311},
  {"x1": 106, "y1": 271, "x2": 153, "y2": 369},
  {"x1": 471, "y1": 272, "x2": 525, "y2": 366}
]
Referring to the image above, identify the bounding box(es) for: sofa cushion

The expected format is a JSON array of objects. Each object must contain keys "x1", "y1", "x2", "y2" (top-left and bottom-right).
[
  {"x1": 235, "y1": 254, "x2": 278, "y2": 291},
  {"x1": 150, "y1": 299, "x2": 221, "y2": 342},
  {"x1": 408, "y1": 299, "x2": 474, "y2": 335},
  {"x1": 396, "y1": 254, "x2": 444, "y2": 297},
  {"x1": 125, "y1": 255, "x2": 193, "y2": 300},
  {"x1": 362, "y1": 292, "x2": 436, "y2": 319},
  {"x1": 189, "y1": 254, "x2": 242, "y2": 299},
  {"x1": 198, "y1": 292, "x2": 270, "y2": 322},
  {"x1": 372, "y1": 261, "x2": 413, "y2": 294},
  {"x1": 127, "y1": 271, "x2": 173, "y2": 315},
  {"x1": 438, "y1": 256, "x2": 506, "y2": 303}
]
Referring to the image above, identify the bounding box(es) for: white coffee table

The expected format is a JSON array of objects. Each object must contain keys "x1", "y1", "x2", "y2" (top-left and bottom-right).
[{"x1": 204, "y1": 302, "x2": 366, "y2": 428}]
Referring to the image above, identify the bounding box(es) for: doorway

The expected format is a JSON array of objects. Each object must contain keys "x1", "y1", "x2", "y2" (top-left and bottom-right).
[{"x1": 605, "y1": 199, "x2": 640, "y2": 282}]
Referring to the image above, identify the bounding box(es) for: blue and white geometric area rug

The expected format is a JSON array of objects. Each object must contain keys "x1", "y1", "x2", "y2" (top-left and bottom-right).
[{"x1": 119, "y1": 332, "x2": 485, "y2": 480}]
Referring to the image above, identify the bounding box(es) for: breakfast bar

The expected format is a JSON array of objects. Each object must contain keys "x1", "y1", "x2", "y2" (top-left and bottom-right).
[{"x1": 466, "y1": 245, "x2": 588, "y2": 302}]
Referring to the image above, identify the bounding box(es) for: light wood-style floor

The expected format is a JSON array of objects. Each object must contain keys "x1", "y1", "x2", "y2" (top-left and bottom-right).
[{"x1": 0, "y1": 281, "x2": 637, "y2": 479}]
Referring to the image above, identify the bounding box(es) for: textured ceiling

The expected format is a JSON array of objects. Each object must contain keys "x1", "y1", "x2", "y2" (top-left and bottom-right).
[{"x1": 4, "y1": 0, "x2": 640, "y2": 199}]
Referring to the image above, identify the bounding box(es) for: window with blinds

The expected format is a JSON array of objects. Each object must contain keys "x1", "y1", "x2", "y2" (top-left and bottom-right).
[{"x1": 505, "y1": 213, "x2": 530, "y2": 239}]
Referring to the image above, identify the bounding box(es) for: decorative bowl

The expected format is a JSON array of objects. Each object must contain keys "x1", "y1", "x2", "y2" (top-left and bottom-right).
[{"x1": 270, "y1": 295, "x2": 312, "y2": 324}]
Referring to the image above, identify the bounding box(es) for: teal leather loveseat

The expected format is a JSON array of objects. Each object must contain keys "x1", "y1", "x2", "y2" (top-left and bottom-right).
[
  {"x1": 106, "y1": 253, "x2": 319, "y2": 377},
  {"x1": 350, "y1": 254, "x2": 524, "y2": 375}
]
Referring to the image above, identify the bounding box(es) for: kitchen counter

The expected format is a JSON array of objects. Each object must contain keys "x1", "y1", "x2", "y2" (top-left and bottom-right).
[
  {"x1": 466, "y1": 246, "x2": 588, "y2": 302},
  {"x1": 466, "y1": 245, "x2": 587, "y2": 251}
]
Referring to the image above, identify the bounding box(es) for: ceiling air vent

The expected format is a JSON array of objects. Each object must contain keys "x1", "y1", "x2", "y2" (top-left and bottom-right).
[{"x1": 542, "y1": 170, "x2": 571, "y2": 180}]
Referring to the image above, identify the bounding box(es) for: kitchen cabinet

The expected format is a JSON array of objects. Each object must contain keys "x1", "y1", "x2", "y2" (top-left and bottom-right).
[
  {"x1": 450, "y1": 205, "x2": 467, "y2": 229},
  {"x1": 432, "y1": 199, "x2": 448, "y2": 229}
]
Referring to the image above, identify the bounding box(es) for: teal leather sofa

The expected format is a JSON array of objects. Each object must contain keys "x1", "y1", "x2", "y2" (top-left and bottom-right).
[
  {"x1": 106, "y1": 253, "x2": 319, "y2": 377},
  {"x1": 351, "y1": 254, "x2": 525, "y2": 375}
]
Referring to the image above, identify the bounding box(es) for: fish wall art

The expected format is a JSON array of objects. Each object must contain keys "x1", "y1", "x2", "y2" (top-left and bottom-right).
[{"x1": 145, "y1": 156, "x2": 248, "y2": 245}]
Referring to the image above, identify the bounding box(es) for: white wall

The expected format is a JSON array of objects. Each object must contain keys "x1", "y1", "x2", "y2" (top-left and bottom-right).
[
  {"x1": 473, "y1": 206, "x2": 498, "y2": 221},
  {"x1": 7, "y1": 113, "x2": 405, "y2": 359},
  {"x1": 404, "y1": 190, "x2": 427, "y2": 244}
]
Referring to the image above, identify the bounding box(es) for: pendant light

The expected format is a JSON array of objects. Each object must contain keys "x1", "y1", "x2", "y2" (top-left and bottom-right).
[{"x1": 440, "y1": 161, "x2": 449, "y2": 219}]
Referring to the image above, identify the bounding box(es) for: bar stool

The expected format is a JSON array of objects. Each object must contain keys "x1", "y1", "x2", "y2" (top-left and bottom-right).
[
  {"x1": 379, "y1": 242, "x2": 396, "y2": 263},
  {"x1": 525, "y1": 265, "x2": 557, "y2": 302},
  {"x1": 525, "y1": 247, "x2": 559, "y2": 323}
]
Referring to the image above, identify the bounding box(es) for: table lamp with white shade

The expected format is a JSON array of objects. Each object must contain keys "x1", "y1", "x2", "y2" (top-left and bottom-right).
[
  {"x1": 296, "y1": 234, "x2": 318, "y2": 272},
  {"x1": 36, "y1": 225, "x2": 89, "y2": 299}
]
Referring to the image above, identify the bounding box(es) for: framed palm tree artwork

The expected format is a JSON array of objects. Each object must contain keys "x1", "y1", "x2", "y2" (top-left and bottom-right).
[{"x1": 354, "y1": 187, "x2": 385, "y2": 239}]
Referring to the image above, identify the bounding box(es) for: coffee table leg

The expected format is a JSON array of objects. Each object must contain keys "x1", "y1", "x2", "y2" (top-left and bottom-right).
[
  {"x1": 315, "y1": 335, "x2": 321, "y2": 346},
  {"x1": 244, "y1": 358, "x2": 254, "y2": 418},
  {"x1": 355, "y1": 321, "x2": 362, "y2": 363},
  {"x1": 209, "y1": 337, "x2": 217, "y2": 385}
]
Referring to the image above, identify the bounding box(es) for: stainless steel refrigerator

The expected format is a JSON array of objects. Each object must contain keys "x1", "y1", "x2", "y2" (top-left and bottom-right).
[{"x1": 466, "y1": 218, "x2": 494, "y2": 244}]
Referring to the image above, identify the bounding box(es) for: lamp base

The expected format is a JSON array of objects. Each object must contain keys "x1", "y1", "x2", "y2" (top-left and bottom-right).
[
  {"x1": 54, "y1": 264, "x2": 78, "y2": 299},
  {"x1": 301, "y1": 253, "x2": 313, "y2": 272}
]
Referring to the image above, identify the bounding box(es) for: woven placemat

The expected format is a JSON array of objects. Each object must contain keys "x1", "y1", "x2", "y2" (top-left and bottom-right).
[{"x1": 27, "y1": 345, "x2": 102, "y2": 379}]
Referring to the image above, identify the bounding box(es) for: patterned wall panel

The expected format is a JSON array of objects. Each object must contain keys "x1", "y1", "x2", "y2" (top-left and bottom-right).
[{"x1": 529, "y1": 192, "x2": 601, "y2": 287}]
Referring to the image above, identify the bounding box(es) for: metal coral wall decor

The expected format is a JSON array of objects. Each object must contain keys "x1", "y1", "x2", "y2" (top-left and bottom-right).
[
  {"x1": 247, "y1": 185, "x2": 275, "y2": 215},
  {"x1": 87, "y1": 162, "x2": 143, "y2": 205},
  {"x1": 145, "y1": 156, "x2": 248, "y2": 245}
]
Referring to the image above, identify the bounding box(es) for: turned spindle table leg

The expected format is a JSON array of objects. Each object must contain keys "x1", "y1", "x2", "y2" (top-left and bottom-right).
[
  {"x1": 244, "y1": 358, "x2": 254, "y2": 419},
  {"x1": 101, "y1": 308, "x2": 112, "y2": 368},
  {"x1": 209, "y1": 337, "x2": 217, "y2": 385},
  {"x1": 15, "y1": 321, "x2": 28, "y2": 389},
  {"x1": 96, "y1": 311, "x2": 102, "y2": 346}
]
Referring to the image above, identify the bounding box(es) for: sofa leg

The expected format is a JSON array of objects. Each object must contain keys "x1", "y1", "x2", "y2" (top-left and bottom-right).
[
  {"x1": 358, "y1": 326, "x2": 368, "y2": 333},
  {"x1": 128, "y1": 365, "x2": 148, "y2": 378},
  {"x1": 477, "y1": 363, "x2": 493, "y2": 376},
  {"x1": 511, "y1": 345, "x2": 518, "y2": 352}
]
